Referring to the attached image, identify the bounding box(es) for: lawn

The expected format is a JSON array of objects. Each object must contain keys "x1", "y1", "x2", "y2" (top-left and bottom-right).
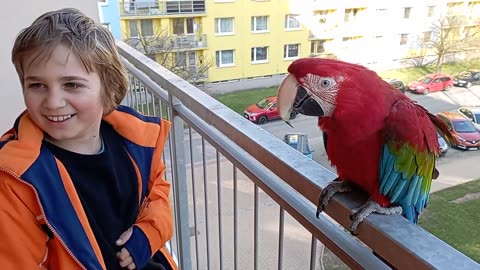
[
  {"x1": 418, "y1": 179, "x2": 480, "y2": 263},
  {"x1": 213, "y1": 59, "x2": 480, "y2": 114},
  {"x1": 378, "y1": 58, "x2": 480, "y2": 86},
  {"x1": 214, "y1": 86, "x2": 278, "y2": 114}
]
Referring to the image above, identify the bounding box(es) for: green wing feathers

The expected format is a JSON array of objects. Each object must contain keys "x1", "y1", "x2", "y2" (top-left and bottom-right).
[{"x1": 379, "y1": 100, "x2": 440, "y2": 223}]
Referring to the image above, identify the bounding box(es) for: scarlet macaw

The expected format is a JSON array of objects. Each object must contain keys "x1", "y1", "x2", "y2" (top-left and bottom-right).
[{"x1": 277, "y1": 58, "x2": 454, "y2": 232}]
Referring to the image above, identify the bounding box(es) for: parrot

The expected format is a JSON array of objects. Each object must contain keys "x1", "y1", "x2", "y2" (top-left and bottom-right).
[{"x1": 276, "y1": 58, "x2": 454, "y2": 233}]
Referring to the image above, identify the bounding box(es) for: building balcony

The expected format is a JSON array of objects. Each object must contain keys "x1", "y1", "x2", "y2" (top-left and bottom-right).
[
  {"x1": 308, "y1": 27, "x2": 337, "y2": 40},
  {"x1": 126, "y1": 34, "x2": 207, "y2": 53},
  {"x1": 117, "y1": 41, "x2": 478, "y2": 270},
  {"x1": 120, "y1": 0, "x2": 206, "y2": 17}
]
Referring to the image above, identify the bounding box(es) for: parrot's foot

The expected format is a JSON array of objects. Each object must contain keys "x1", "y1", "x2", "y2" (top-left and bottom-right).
[
  {"x1": 316, "y1": 178, "x2": 352, "y2": 218},
  {"x1": 349, "y1": 201, "x2": 402, "y2": 234}
]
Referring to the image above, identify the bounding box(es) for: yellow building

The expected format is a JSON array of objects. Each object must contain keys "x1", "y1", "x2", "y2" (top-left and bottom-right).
[{"x1": 119, "y1": 0, "x2": 480, "y2": 93}]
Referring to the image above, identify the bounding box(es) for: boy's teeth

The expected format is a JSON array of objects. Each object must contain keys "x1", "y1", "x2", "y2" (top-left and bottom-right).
[{"x1": 47, "y1": 115, "x2": 72, "y2": 122}]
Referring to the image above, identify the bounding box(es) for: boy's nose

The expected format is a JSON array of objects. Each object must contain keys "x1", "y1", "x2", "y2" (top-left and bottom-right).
[{"x1": 44, "y1": 89, "x2": 67, "y2": 110}]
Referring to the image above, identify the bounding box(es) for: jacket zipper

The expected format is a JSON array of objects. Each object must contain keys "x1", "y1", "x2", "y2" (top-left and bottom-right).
[{"x1": 0, "y1": 167, "x2": 87, "y2": 270}]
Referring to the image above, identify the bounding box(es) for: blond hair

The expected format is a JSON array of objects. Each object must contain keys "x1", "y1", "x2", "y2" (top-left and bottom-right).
[{"x1": 12, "y1": 8, "x2": 128, "y2": 114}]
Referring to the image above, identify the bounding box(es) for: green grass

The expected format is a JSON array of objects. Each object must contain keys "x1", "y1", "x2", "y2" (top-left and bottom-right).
[
  {"x1": 213, "y1": 59, "x2": 480, "y2": 114},
  {"x1": 214, "y1": 86, "x2": 278, "y2": 114},
  {"x1": 418, "y1": 179, "x2": 480, "y2": 262},
  {"x1": 378, "y1": 58, "x2": 480, "y2": 86}
]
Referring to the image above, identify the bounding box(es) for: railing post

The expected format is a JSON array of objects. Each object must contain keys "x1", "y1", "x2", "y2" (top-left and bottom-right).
[{"x1": 168, "y1": 93, "x2": 192, "y2": 270}]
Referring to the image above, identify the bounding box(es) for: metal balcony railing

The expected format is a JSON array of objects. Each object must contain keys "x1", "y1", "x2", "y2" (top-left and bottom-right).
[
  {"x1": 126, "y1": 34, "x2": 207, "y2": 53},
  {"x1": 120, "y1": 0, "x2": 206, "y2": 16},
  {"x1": 116, "y1": 41, "x2": 479, "y2": 270}
]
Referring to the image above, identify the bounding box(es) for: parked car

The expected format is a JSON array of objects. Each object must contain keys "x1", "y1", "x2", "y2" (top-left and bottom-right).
[
  {"x1": 384, "y1": 78, "x2": 406, "y2": 93},
  {"x1": 453, "y1": 70, "x2": 480, "y2": 88},
  {"x1": 436, "y1": 111, "x2": 480, "y2": 150},
  {"x1": 437, "y1": 132, "x2": 449, "y2": 156},
  {"x1": 407, "y1": 74, "x2": 454, "y2": 95},
  {"x1": 244, "y1": 96, "x2": 296, "y2": 124},
  {"x1": 458, "y1": 106, "x2": 480, "y2": 131},
  {"x1": 283, "y1": 133, "x2": 314, "y2": 159}
]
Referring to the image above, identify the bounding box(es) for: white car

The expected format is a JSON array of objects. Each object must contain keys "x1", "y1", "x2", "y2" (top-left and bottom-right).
[{"x1": 458, "y1": 107, "x2": 480, "y2": 131}]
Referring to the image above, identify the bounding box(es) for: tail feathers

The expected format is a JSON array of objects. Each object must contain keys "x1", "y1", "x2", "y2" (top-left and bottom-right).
[{"x1": 399, "y1": 201, "x2": 420, "y2": 224}]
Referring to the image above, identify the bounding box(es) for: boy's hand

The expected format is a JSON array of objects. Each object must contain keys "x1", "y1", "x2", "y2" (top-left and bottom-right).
[{"x1": 116, "y1": 228, "x2": 136, "y2": 269}]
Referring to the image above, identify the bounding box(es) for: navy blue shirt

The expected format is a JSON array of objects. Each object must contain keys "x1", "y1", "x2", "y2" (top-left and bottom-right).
[{"x1": 45, "y1": 122, "x2": 139, "y2": 270}]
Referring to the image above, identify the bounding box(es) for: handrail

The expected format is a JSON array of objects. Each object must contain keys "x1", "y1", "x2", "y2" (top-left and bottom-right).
[{"x1": 117, "y1": 40, "x2": 480, "y2": 269}]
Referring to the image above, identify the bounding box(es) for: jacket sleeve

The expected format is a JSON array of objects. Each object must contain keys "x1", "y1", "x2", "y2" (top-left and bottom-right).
[
  {"x1": 0, "y1": 173, "x2": 50, "y2": 269},
  {"x1": 124, "y1": 119, "x2": 173, "y2": 268}
]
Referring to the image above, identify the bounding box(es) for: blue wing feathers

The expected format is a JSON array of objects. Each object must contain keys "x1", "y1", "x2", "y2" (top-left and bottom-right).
[{"x1": 379, "y1": 144, "x2": 434, "y2": 223}]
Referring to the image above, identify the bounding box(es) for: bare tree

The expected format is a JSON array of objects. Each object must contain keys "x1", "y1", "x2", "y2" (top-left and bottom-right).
[
  {"x1": 124, "y1": 23, "x2": 214, "y2": 86},
  {"x1": 417, "y1": 15, "x2": 480, "y2": 72}
]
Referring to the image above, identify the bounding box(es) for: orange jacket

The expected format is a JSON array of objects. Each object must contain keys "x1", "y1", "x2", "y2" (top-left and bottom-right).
[{"x1": 0, "y1": 106, "x2": 178, "y2": 270}]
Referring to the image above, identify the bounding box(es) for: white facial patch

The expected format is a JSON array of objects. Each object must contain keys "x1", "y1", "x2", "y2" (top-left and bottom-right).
[{"x1": 301, "y1": 73, "x2": 339, "y2": 116}]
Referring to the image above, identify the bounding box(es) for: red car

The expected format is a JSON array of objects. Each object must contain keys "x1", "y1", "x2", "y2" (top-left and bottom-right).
[
  {"x1": 407, "y1": 74, "x2": 454, "y2": 95},
  {"x1": 243, "y1": 96, "x2": 296, "y2": 124},
  {"x1": 436, "y1": 111, "x2": 480, "y2": 150}
]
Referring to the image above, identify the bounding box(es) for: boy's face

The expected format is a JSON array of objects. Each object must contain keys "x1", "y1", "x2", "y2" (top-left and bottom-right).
[{"x1": 22, "y1": 44, "x2": 104, "y2": 148}]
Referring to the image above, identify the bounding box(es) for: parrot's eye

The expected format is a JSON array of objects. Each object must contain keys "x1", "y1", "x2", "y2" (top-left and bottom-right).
[{"x1": 320, "y1": 79, "x2": 333, "y2": 88}]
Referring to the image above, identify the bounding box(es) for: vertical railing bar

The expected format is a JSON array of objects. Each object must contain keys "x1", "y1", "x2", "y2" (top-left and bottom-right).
[
  {"x1": 159, "y1": 100, "x2": 165, "y2": 119},
  {"x1": 133, "y1": 77, "x2": 139, "y2": 111},
  {"x1": 278, "y1": 207, "x2": 285, "y2": 270},
  {"x1": 216, "y1": 150, "x2": 224, "y2": 270},
  {"x1": 254, "y1": 184, "x2": 259, "y2": 270},
  {"x1": 144, "y1": 87, "x2": 151, "y2": 115},
  {"x1": 233, "y1": 166, "x2": 238, "y2": 270},
  {"x1": 151, "y1": 95, "x2": 157, "y2": 116},
  {"x1": 310, "y1": 235, "x2": 318, "y2": 270},
  {"x1": 126, "y1": 74, "x2": 133, "y2": 107},
  {"x1": 188, "y1": 126, "x2": 200, "y2": 270},
  {"x1": 167, "y1": 100, "x2": 180, "y2": 260},
  {"x1": 168, "y1": 93, "x2": 192, "y2": 270},
  {"x1": 202, "y1": 138, "x2": 211, "y2": 270},
  {"x1": 140, "y1": 82, "x2": 146, "y2": 113}
]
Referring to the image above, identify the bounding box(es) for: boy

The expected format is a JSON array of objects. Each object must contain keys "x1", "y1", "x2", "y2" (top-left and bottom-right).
[{"x1": 0, "y1": 8, "x2": 177, "y2": 270}]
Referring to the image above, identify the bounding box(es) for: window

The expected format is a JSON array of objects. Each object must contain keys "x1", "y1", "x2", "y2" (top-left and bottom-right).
[
  {"x1": 175, "y1": 52, "x2": 187, "y2": 67},
  {"x1": 129, "y1": 19, "x2": 153, "y2": 38},
  {"x1": 344, "y1": 8, "x2": 358, "y2": 22},
  {"x1": 141, "y1": 19, "x2": 154, "y2": 36},
  {"x1": 175, "y1": 51, "x2": 196, "y2": 68},
  {"x1": 129, "y1": 20, "x2": 139, "y2": 38},
  {"x1": 285, "y1": 15, "x2": 300, "y2": 30},
  {"x1": 314, "y1": 10, "x2": 329, "y2": 24},
  {"x1": 284, "y1": 44, "x2": 300, "y2": 59},
  {"x1": 311, "y1": 40, "x2": 326, "y2": 54},
  {"x1": 400, "y1": 33, "x2": 409, "y2": 45},
  {"x1": 173, "y1": 18, "x2": 194, "y2": 35},
  {"x1": 423, "y1": 31, "x2": 432, "y2": 42},
  {"x1": 404, "y1": 7, "x2": 411, "y2": 19},
  {"x1": 251, "y1": 16, "x2": 269, "y2": 32},
  {"x1": 215, "y1": 18, "x2": 234, "y2": 34},
  {"x1": 251, "y1": 47, "x2": 268, "y2": 63},
  {"x1": 428, "y1": 6, "x2": 435, "y2": 17},
  {"x1": 216, "y1": 50, "x2": 234, "y2": 67},
  {"x1": 101, "y1": 23, "x2": 111, "y2": 31}
]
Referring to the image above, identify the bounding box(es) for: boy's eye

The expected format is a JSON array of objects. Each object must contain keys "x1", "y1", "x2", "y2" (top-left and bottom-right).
[
  {"x1": 64, "y1": 82, "x2": 83, "y2": 89},
  {"x1": 27, "y1": 83, "x2": 45, "y2": 89}
]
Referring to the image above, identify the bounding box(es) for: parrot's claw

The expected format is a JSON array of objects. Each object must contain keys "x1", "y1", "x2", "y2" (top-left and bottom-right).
[
  {"x1": 316, "y1": 178, "x2": 352, "y2": 218},
  {"x1": 349, "y1": 200, "x2": 403, "y2": 234}
]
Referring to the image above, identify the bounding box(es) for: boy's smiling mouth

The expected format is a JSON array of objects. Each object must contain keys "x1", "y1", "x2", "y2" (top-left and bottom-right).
[{"x1": 45, "y1": 114, "x2": 75, "y2": 122}]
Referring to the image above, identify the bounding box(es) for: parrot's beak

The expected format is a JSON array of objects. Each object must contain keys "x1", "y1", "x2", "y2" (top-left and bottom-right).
[
  {"x1": 277, "y1": 74, "x2": 298, "y2": 126},
  {"x1": 277, "y1": 74, "x2": 325, "y2": 127}
]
